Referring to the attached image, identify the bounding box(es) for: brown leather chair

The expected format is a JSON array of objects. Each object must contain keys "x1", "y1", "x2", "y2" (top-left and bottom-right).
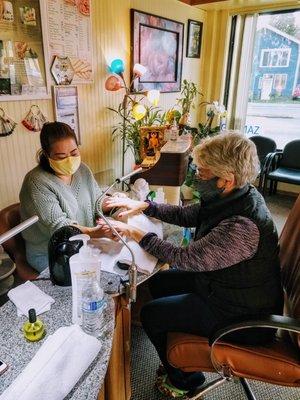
[
  {"x1": 167, "y1": 194, "x2": 300, "y2": 399},
  {"x1": 0, "y1": 203, "x2": 38, "y2": 282}
]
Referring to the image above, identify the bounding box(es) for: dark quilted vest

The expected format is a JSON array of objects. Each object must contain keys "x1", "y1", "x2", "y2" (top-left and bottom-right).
[{"x1": 195, "y1": 185, "x2": 283, "y2": 318}]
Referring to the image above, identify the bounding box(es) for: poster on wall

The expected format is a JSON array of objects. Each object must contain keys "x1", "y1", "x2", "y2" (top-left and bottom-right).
[
  {"x1": 46, "y1": 0, "x2": 93, "y2": 84},
  {"x1": 0, "y1": 0, "x2": 49, "y2": 100},
  {"x1": 53, "y1": 85, "x2": 80, "y2": 142}
]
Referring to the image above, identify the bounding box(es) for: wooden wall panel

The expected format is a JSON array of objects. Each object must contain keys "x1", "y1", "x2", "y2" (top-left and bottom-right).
[{"x1": 0, "y1": 0, "x2": 205, "y2": 209}]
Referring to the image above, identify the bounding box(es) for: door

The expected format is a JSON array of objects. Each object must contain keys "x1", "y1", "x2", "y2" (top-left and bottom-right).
[{"x1": 261, "y1": 75, "x2": 274, "y2": 100}]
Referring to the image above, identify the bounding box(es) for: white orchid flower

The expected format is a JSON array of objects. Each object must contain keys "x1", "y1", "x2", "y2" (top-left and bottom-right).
[{"x1": 211, "y1": 101, "x2": 226, "y2": 115}]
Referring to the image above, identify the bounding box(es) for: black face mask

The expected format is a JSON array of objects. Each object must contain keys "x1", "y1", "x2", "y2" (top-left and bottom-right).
[{"x1": 194, "y1": 176, "x2": 225, "y2": 203}]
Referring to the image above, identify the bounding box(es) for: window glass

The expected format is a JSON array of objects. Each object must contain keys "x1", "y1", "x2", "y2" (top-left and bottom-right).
[{"x1": 245, "y1": 11, "x2": 300, "y2": 149}]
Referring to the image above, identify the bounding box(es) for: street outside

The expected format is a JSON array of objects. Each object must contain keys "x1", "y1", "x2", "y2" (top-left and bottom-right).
[{"x1": 245, "y1": 102, "x2": 300, "y2": 149}]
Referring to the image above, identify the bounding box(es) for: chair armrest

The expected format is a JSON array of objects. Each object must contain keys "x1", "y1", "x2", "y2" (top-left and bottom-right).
[
  {"x1": 261, "y1": 152, "x2": 276, "y2": 174},
  {"x1": 208, "y1": 314, "x2": 300, "y2": 376},
  {"x1": 264, "y1": 151, "x2": 282, "y2": 175},
  {"x1": 209, "y1": 314, "x2": 300, "y2": 347}
]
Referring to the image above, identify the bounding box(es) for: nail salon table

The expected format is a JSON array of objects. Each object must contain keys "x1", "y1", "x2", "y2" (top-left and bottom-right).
[
  {"x1": 0, "y1": 266, "x2": 166, "y2": 400},
  {"x1": 0, "y1": 278, "x2": 115, "y2": 400},
  {"x1": 0, "y1": 223, "x2": 179, "y2": 400}
]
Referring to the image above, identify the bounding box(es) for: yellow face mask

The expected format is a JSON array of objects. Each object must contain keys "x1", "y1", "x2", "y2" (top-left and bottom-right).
[{"x1": 49, "y1": 155, "x2": 81, "y2": 176}]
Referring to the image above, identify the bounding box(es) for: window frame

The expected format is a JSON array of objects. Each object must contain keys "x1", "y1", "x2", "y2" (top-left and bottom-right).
[
  {"x1": 273, "y1": 73, "x2": 288, "y2": 90},
  {"x1": 259, "y1": 48, "x2": 291, "y2": 68}
]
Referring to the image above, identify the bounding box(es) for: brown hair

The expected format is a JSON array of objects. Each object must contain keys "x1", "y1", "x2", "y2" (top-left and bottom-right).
[{"x1": 37, "y1": 122, "x2": 78, "y2": 173}]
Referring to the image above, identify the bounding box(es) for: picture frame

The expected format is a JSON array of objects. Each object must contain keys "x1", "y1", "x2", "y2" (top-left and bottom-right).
[
  {"x1": 140, "y1": 126, "x2": 166, "y2": 157},
  {"x1": 0, "y1": 0, "x2": 51, "y2": 102},
  {"x1": 186, "y1": 19, "x2": 203, "y2": 59},
  {"x1": 130, "y1": 9, "x2": 184, "y2": 93},
  {"x1": 53, "y1": 85, "x2": 80, "y2": 143}
]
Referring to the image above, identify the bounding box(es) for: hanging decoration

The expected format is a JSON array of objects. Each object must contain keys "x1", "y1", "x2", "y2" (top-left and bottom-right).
[
  {"x1": 50, "y1": 56, "x2": 74, "y2": 85},
  {"x1": 0, "y1": 108, "x2": 17, "y2": 137},
  {"x1": 22, "y1": 105, "x2": 48, "y2": 132}
]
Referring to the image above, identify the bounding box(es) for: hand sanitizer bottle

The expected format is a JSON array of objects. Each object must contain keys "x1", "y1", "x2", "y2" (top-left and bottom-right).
[
  {"x1": 170, "y1": 120, "x2": 178, "y2": 141},
  {"x1": 69, "y1": 234, "x2": 101, "y2": 325}
]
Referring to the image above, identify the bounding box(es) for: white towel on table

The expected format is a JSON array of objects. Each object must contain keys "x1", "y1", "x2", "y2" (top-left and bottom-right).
[
  {"x1": 0, "y1": 325, "x2": 101, "y2": 400},
  {"x1": 96, "y1": 214, "x2": 163, "y2": 275},
  {"x1": 7, "y1": 281, "x2": 55, "y2": 316}
]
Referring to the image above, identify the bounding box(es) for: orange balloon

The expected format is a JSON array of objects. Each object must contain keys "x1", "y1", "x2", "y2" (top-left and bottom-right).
[{"x1": 105, "y1": 75, "x2": 122, "y2": 91}]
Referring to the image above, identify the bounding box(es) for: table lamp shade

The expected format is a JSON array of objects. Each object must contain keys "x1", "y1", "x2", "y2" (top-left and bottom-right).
[
  {"x1": 133, "y1": 63, "x2": 147, "y2": 77},
  {"x1": 132, "y1": 103, "x2": 146, "y2": 120},
  {"x1": 109, "y1": 59, "x2": 125, "y2": 74},
  {"x1": 147, "y1": 90, "x2": 160, "y2": 106},
  {"x1": 105, "y1": 75, "x2": 122, "y2": 91}
]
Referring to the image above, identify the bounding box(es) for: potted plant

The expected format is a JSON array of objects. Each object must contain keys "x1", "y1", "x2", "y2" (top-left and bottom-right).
[
  {"x1": 182, "y1": 101, "x2": 226, "y2": 201},
  {"x1": 109, "y1": 102, "x2": 164, "y2": 166},
  {"x1": 191, "y1": 101, "x2": 226, "y2": 146},
  {"x1": 177, "y1": 79, "x2": 202, "y2": 128}
]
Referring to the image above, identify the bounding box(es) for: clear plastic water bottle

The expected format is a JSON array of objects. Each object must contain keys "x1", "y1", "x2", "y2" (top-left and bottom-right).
[{"x1": 81, "y1": 275, "x2": 106, "y2": 338}]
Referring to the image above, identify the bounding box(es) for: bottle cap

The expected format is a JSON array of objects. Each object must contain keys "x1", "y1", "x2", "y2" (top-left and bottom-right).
[{"x1": 28, "y1": 308, "x2": 37, "y2": 323}]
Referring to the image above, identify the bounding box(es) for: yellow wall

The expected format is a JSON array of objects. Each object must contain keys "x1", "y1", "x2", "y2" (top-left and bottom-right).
[{"x1": 0, "y1": 0, "x2": 205, "y2": 209}]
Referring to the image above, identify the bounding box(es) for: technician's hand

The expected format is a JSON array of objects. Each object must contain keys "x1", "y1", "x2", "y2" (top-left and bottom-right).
[
  {"x1": 104, "y1": 197, "x2": 149, "y2": 218},
  {"x1": 97, "y1": 218, "x2": 146, "y2": 242}
]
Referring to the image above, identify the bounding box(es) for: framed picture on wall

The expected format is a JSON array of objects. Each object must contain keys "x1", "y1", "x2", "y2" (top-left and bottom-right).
[
  {"x1": 130, "y1": 9, "x2": 184, "y2": 93},
  {"x1": 53, "y1": 85, "x2": 81, "y2": 143},
  {"x1": 0, "y1": 0, "x2": 51, "y2": 101},
  {"x1": 186, "y1": 19, "x2": 203, "y2": 58}
]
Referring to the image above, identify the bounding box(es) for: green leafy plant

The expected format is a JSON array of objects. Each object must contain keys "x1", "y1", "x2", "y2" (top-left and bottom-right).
[
  {"x1": 182, "y1": 101, "x2": 226, "y2": 201},
  {"x1": 177, "y1": 79, "x2": 201, "y2": 116},
  {"x1": 109, "y1": 101, "x2": 163, "y2": 165},
  {"x1": 191, "y1": 101, "x2": 226, "y2": 146}
]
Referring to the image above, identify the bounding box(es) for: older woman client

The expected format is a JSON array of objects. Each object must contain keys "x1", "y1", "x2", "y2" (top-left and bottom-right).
[{"x1": 101, "y1": 132, "x2": 283, "y2": 398}]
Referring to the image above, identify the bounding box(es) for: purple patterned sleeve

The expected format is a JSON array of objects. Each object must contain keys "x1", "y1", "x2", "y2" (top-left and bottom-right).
[
  {"x1": 143, "y1": 201, "x2": 202, "y2": 227},
  {"x1": 139, "y1": 216, "x2": 260, "y2": 272}
]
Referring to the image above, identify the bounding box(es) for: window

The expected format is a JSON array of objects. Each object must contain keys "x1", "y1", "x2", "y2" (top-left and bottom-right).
[
  {"x1": 273, "y1": 74, "x2": 287, "y2": 90},
  {"x1": 260, "y1": 48, "x2": 291, "y2": 67},
  {"x1": 230, "y1": 9, "x2": 300, "y2": 149}
]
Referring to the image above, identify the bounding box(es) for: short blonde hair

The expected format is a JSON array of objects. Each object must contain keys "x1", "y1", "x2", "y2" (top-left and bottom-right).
[{"x1": 192, "y1": 131, "x2": 259, "y2": 188}]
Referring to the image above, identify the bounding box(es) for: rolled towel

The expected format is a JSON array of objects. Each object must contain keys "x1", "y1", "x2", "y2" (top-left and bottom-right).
[{"x1": 0, "y1": 325, "x2": 101, "y2": 400}]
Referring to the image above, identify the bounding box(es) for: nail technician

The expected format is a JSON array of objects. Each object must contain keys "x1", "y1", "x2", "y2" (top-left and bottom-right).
[{"x1": 20, "y1": 122, "x2": 111, "y2": 276}]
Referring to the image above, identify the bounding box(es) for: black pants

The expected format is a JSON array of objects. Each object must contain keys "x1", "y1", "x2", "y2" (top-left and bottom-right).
[
  {"x1": 140, "y1": 270, "x2": 220, "y2": 390},
  {"x1": 141, "y1": 269, "x2": 276, "y2": 390}
]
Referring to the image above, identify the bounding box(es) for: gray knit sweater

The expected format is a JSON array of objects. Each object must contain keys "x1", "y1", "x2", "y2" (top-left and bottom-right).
[{"x1": 19, "y1": 163, "x2": 101, "y2": 272}]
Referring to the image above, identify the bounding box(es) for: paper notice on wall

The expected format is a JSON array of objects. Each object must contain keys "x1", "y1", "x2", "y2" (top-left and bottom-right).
[
  {"x1": 54, "y1": 85, "x2": 80, "y2": 142},
  {"x1": 47, "y1": 0, "x2": 93, "y2": 83}
]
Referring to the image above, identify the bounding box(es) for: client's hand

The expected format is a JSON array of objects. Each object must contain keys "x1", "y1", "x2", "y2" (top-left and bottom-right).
[
  {"x1": 97, "y1": 218, "x2": 146, "y2": 243},
  {"x1": 76, "y1": 224, "x2": 118, "y2": 241},
  {"x1": 104, "y1": 197, "x2": 149, "y2": 218},
  {"x1": 98, "y1": 196, "x2": 112, "y2": 214}
]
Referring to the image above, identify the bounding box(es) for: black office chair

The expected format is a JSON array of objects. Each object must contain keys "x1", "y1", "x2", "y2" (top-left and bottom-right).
[
  {"x1": 249, "y1": 136, "x2": 277, "y2": 192},
  {"x1": 263, "y1": 139, "x2": 300, "y2": 196}
]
